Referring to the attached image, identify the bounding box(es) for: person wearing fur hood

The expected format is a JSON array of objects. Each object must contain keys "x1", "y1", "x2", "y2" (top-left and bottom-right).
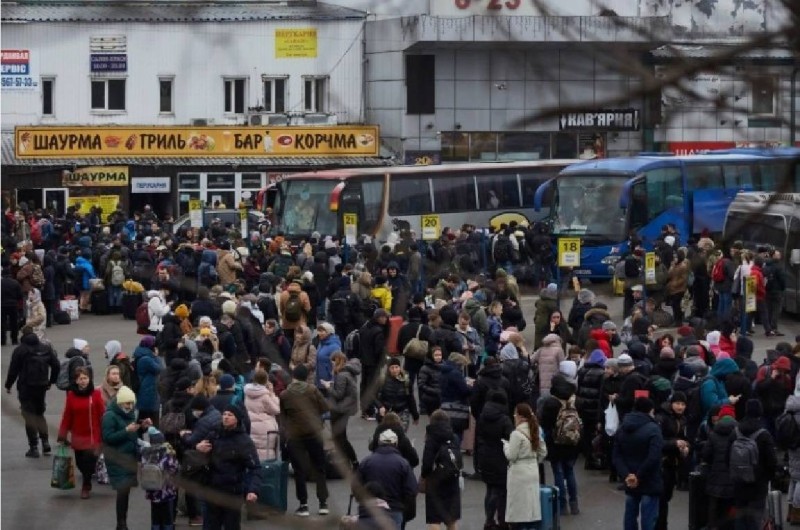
[{"x1": 531, "y1": 333, "x2": 565, "y2": 398}]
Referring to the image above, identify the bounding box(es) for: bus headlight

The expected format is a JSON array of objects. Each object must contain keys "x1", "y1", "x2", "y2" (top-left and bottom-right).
[{"x1": 601, "y1": 255, "x2": 621, "y2": 266}]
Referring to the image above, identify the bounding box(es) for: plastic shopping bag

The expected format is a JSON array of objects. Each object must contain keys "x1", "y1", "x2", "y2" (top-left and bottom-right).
[
  {"x1": 605, "y1": 403, "x2": 620, "y2": 437},
  {"x1": 51, "y1": 444, "x2": 76, "y2": 490},
  {"x1": 94, "y1": 454, "x2": 109, "y2": 485}
]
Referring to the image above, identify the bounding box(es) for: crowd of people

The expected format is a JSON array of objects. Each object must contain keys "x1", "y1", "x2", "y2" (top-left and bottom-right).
[{"x1": 2, "y1": 203, "x2": 800, "y2": 530}]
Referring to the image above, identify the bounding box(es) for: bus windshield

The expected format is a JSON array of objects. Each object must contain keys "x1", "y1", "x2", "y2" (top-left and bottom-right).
[
  {"x1": 278, "y1": 180, "x2": 339, "y2": 236},
  {"x1": 553, "y1": 174, "x2": 628, "y2": 242}
]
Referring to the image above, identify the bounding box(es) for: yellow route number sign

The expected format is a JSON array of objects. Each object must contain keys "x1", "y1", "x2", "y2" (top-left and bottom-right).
[
  {"x1": 343, "y1": 212, "x2": 358, "y2": 245},
  {"x1": 557, "y1": 238, "x2": 581, "y2": 267},
  {"x1": 188, "y1": 199, "x2": 204, "y2": 229},
  {"x1": 645, "y1": 252, "x2": 656, "y2": 284},
  {"x1": 421, "y1": 214, "x2": 441, "y2": 241},
  {"x1": 745, "y1": 276, "x2": 757, "y2": 313}
]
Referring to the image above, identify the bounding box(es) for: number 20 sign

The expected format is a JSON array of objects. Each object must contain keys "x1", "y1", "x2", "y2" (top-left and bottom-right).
[{"x1": 558, "y1": 238, "x2": 581, "y2": 267}]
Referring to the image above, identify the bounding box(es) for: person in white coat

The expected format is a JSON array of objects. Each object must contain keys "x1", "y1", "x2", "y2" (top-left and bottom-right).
[
  {"x1": 504, "y1": 402, "x2": 547, "y2": 529},
  {"x1": 244, "y1": 369, "x2": 281, "y2": 461},
  {"x1": 147, "y1": 290, "x2": 169, "y2": 334}
]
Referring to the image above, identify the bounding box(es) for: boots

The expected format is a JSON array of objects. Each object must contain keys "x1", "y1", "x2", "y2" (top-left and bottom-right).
[
  {"x1": 570, "y1": 499, "x2": 580, "y2": 515},
  {"x1": 25, "y1": 445, "x2": 40, "y2": 458},
  {"x1": 41, "y1": 436, "x2": 51, "y2": 456}
]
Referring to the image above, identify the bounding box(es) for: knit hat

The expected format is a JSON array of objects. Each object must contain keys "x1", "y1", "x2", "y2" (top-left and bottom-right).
[
  {"x1": 617, "y1": 353, "x2": 634, "y2": 367},
  {"x1": 317, "y1": 322, "x2": 335, "y2": 335},
  {"x1": 200, "y1": 327, "x2": 212, "y2": 337},
  {"x1": 388, "y1": 357, "x2": 401, "y2": 368},
  {"x1": 670, "y1": 391, "x2": 687, "y2": 404},
  {"x1": 706, "y1": 331, "x2": 721, "y2": 346},
  {"x1": 147, "y1": 427, "x2": 165, "y2": 445},
  {"x1": 292, "y1": 364, "x2": 309, "y2": 382},
  {"x1": 685, "y1": 345, "x2": 702, "y2": 358},
  {"x1": 602, "y1": 321, "x2": 617, "y2": 331},
  {"x1": 577, "y1": 289, "x2": 595, "y2": 304},
  {"x1": 219, "y1": 374, "x2": 235, "y2": 390},
  {"x1": 223, "y1": 403, "x2": 245, "y2": 425},
  {"x1": 174, "y1": 304, "x2": 190, "y2": 319},
  {"x1": 140, "y1": 335, "x2": 156, "y2": 349},
  {"x1": 772, "y1": 356, "x2": 791, "y2": 373},
  {"x1": 190, "y1": 395, "x2": 210, "y2": 411},
  {"x1": 677, "y1": 325, "x2": 694, "y2": 337},
  {"x1": 378, "y1": 429, "x2": 398, "y2": 446},
  {"x1": 717, "y1": 404, "x2": 737, "y2": 420},
  {"x1": 660, "y1": 347, "x2": 675, "y2": 359},
  {"x1": 175, "y1": 377, "x2": 193, "y2": 392},
  {"x1": 745, "y1": 399, "x2": 763, "y2": 418},
  {"x1": 222, "y1": 300, "x2": 237, "y2": 316},
  {"x1": 559, "y1": 360, "x2": 578, "y2": 380},
  {"x1": 339, "y1": 275, "x2": 351, "y2": 289},
  {"x1": 73, "y1": 338, "x2": 88, "y2": 351},
  {"x1": 115, "y1": 386, "x2": 136, "y2": 404}
]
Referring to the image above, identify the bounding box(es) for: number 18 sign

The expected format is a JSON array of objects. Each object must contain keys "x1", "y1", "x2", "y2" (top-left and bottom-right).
[{"x1": 558, "y1": 238, "x2": 581, "y2": 267}]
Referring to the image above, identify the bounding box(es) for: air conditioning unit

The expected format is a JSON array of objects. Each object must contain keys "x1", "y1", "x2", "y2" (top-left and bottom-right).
[
  {"x1": 190, "y1": 118, "x2": 213, "y2": 126},
  {"x1": 249, "y1": 112, "x2": 276, "y2": 126},
  {"x1": 266, "y1": 114, "x2": 289, "y2": 125}
]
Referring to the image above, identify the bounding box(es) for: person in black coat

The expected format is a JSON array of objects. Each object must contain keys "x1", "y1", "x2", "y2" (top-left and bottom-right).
[
  {"x1": 376, "y1": 359, "x2": 419, "y2": 428},
  {"x1": 328, "y1": 275, "x2": 363, "y2": 346},
  {"x1": 368, "y1": 415, "x2": 420, "y2": 468},
  {"x1": 421, "y1": 411, "x2": 462, "y2": 527},
  {"x1": 475, "y1": 390, "x2": 513, "y2": 529},
  {"x1": 358, "y1": 309, "x2": 389, "y2": 419},
  {"x1": 41, "y1": 252, "x2": 57, "y2": 327},
  {"x1": 397, "y1": 307, "x2": 434, "y2": 390},
  {"x1": 190, "y1": 287, "x2": 216, "y2": 325},
  {"x1": 575, "y1": 345, "x2": 606, "y2": 469},
  {"x1": 701, "y1": 404, "x2": 738, "y2": 530},
  {"x1": 199, "y1": 404, "x2": 261, "y2": 528},
  {"x1": 417, "y1": 347, "x2": 443, "y2": 416},
  {"x1": 157, "y1": 313, "x2": 183, "y2": 365},
  {"x1": 429, "y1": 308, "x2": 465, "y2": 357},
  {"x1": 1, "y1": 268, "x2": 23, "y2": 345},
  {"x1": 654, "y1": 393, "x2": 690, "y2": 530},
  {"x1": 469, "y1": 357, "x2": 510, "y2": 420},
  {"x1": 733, "y1": 400, "x2": 777, "y2": 530}
]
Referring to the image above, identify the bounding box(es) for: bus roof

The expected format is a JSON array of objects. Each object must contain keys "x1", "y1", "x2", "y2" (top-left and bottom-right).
[
  {"x1": 277, "y1": 159, "x2": 582, "y2": 181},
  {"x1": 560, "y1": 151, "x2": 800, "y2": 175}
]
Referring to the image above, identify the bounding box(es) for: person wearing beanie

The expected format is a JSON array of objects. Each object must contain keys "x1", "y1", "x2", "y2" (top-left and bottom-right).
[
  {"x1": 576, "y1": 342, "x2": 607, "y2": 469},
  {"x1": 754, "y1": 355, "x2": 795, "y2": 428},
  {"x1": 734, "y1": 335, "x2": 758, "y2": 381},
  {"x1": 210, "y1": 372, "x2": 245, "y2": 423},
  {"x1": 700, "y1": 358, "x2": 741, "y2": 422},
  {"x1": 146, "y1": 289, "x2": 169, "y2": 334},
  {"x1": 358, "y1": 307, "x2": 390, "y2": 419},
  {"x1": 613, "y1": 395, "x2": 664, "y2": 530},
  {"x1": 200, "y1": 403, "x2": 261, "y2": 525},
  {"x1": 533, "y1": 284, "x2": 559, "y2": 350},
  {"x1": 243, "y1": 368, "x2": 281, "y2": 461},
  {"x1": 289, "y1": 324, "x2": 317, "y2": 385},
  {"x1": 62, "y1": 337, "x2": 94, "y2": 389},
  {"x1": 567, "y1": 288, "x2": 595, "y2": 341},
  {"x1": 653, "y1": 388, "x2": 691, "y2": 530},
  {"x1": 613, "y1": 352, "x2": 650, "y2": 423},
  {"x1": 532, "y1": 333, "x2": 566, "y2": 398},
  {"x1": 280, "y1": 358, "x2": 330, "y2": 517},
  {"x1": 102, "y1": 385, "x2": 152, "y2": 529},
  {"x1": 375, "y1": 356, "x2": 419, "y2": 432},
  {"x1": 328, "y1": 275, "x2": 362, "y2": 344},
  {"x1": 397, "y1": 307, "x2": 434, "y2": 389}
]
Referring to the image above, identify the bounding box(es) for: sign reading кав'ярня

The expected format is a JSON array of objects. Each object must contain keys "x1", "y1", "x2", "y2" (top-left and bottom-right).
[{"x1": 14, "y1": 125, "x2": 380, "y2": 158}]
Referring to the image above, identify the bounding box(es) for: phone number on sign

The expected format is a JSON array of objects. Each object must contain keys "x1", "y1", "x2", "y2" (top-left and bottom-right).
[{"x1": 1, "y1": 76, "x2": 37, "y2": 88}]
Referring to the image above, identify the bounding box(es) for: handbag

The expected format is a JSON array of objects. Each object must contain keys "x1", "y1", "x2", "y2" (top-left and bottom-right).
[
  {"x1": 51, "y1": 444, "x2": 76, "y2": 490},
  {"x1": 440, "y1": 401, "x2": 470, "y2": 432},
  {"x1": 94, "y1": 453, "x2": 109, "y2": 484},
  {"x1": 604, "y1": 403, "x2": 620, "y2": 436},
  {"x1": 89, "y1": 278, "x2": 105, "y2": 292},
  {"x1": 402, "y1": 326, "x2": 429, "y2": 360}
]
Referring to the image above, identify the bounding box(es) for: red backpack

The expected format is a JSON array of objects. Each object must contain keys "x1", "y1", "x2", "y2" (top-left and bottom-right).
[
  {"x1": 136, "y1": 302, "x2": 150, "y2": 332},
  {"x1": 711, "y1": 258, "x2": 727, "y2": 283}
]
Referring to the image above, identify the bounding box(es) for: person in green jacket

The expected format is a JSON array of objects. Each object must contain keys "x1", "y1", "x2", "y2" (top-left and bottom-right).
[{"x1": 102, "y1": 385, "x2": 152, "y2": 530}]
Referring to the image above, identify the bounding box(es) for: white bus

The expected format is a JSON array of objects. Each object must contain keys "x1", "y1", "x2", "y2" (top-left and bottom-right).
[{"x1": 266, "y1": 160, "x2": 579, "y2": 242}]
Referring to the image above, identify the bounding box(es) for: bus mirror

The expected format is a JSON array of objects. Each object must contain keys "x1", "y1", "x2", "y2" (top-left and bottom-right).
[{"x1": 790, "y1": 249, "x2": 800, "y2": 266}]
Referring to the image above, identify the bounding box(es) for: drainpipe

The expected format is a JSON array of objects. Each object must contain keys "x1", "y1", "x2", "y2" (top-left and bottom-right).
[{"x1": 791, "y1": 66, "x2": 799, "y2": 146}]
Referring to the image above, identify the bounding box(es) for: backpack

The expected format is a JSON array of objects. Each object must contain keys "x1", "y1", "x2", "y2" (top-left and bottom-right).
[
  {"x1": 362, "y1": 297, "x2": 380, "y2": 318},
  {"x1": 139, "y1": 445, "x2": 166, "y2": 491},
  {"x1": 328, "y1": 293, "x2": 351, "y2": 327},
  {"x1": 433, "y1": 439, "x2": 462, "y2": 479},
  {"x1": 283, "y1": 291, "x2": 303, "y2": 323},
  {"x1": 402, "y1": 325, "x2": 429, "y2": 361},
  {"x1": 30, "y1": 219, "x2": 42, "y2": 245},
  {"x1": 624, "y1": 255, "x2": 640, "y2": 279},
  {"x1": 25, "y1": 346, "x2": 53, "y2": 387},
  {"x1": 199, "y1": 262, "x2": 218, "y2": 286},
  {"x1": 136, "y1": 302, "x2": 150, "y2": 330},
  {"x1": 56, "y1": 356, "x2": 86, "y2": 391},
  {"x1": 31, "y1": 264, "x2": 45, "y2": 289},
  {"x1": 160, "y1": 410, "x2": 186, "y2": 435},
  {"x1": 271, "y1": 254, "x2": 292, "y2": 279},
  {"x1": 554, "y1": 399, "x2": 583, "y2": 446},
  {"x1": 110, "y1": 261, "x2": 125, "y2": 286},
  {"x1": 344, "y1": 328, "x2": 360, "y2": 358},
  {"x1": 729, "y1": 427, "x2": 766, "y2": 484},
  {"x1": 711, "y1": 258, "x2": 727, "y2": 283},
  {"x1": 493, "y1": 234, "x2": 512, "y2": 264},
  {"x1": 685, "y1": 376, "x2": 710, "y2": 425},
  {"x1": 775, "y1": 411, "x2": 800, "y2": 450}
]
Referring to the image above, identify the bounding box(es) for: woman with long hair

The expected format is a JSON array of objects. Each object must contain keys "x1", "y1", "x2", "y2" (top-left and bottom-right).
[
  {"x1": 322, "y1": 352, "x2": 360, "y2": 469},
  {"x1": 504, "y1": 403, "x2": 547, "y2": 529},
  {"x1": 57, "y1": 366, "x2": 106, "y2": 499}
]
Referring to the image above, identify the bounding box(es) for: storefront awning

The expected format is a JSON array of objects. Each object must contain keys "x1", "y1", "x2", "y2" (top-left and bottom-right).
[{"x1": 1, "y1": 132, "x2": 396, "y2": 168}]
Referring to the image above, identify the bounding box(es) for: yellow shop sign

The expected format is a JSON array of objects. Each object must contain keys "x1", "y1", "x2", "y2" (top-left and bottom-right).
[
  {"x1": 15, "y1": 125, "x2": 380, "y2": 158},
  {"x1": 62, "y1": 166, "x2": 129, "y2": 187}
]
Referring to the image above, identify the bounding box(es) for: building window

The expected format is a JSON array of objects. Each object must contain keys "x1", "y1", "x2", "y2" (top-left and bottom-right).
[
  {"x1": 159, "y1": 77, "x2": 174, "y2": 114},
  {"x1": 751, "y1": 76, "x2": 777, "y2": 116},
  {"x1": 406, "y1": 55, "x2": 435, "y2": 115},
  {"x1": 42, "y1": 77, "x2": 55, "y2": 116},
  {"x1": 224, "y1": 78, "x2": 247, "y2": 114},
  {"x1": 303, "y1": 76, "x2": 328, "y2": 112},
  {"x1": 91, "y1": 78, "x2": 126, "y2": 111},
  {"x1": 263, "y1": 77, "x2": 287, "y2": 113}
]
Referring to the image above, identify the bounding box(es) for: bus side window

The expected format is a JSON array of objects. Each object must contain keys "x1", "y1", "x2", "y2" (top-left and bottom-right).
[
  {"x1": 476, "y1": 171, "x2": 520, "y2": 209},
  {"x1": 686, "y1": 164, "x2": 723, "y2": 190},
  {"x1": 388, "y1": 176, "x2": 431, "y2": 216},
  {"x1": 629, "y1": 180, "x2": 648, "y2": 229},
  {"x1": 361, "y1": 178, "x2": 385, "y2": 235},
  {"x1": 723, "y1": 164, "x2": 753, "y2": 189},
  {"x1": 645, "y1": 167, "x2": 683, "y2": 221},
  {"x1": 431, "y1": 175, "x2": 477, "y2": 213}
]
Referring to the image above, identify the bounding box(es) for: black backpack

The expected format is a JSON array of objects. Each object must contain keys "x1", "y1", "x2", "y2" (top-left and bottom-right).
[
  {"x1": 624, "y1": 255, "x2": 640, "y2": 278},
  {"x1": 775, "y1": 411, "x2": 800, "y2": 450},
  {"x1": 433, "y1": 439, "x2": 462, "y2": 479},
  {"x1": 328, "y1": 293, "x2": 351, "y2": 326},
  {"x1": 493, "y1": 234, "x2": 512, "y2": 263},
  {"x1": 25, "y1": 347, "x2": 53, "y2": 387}
]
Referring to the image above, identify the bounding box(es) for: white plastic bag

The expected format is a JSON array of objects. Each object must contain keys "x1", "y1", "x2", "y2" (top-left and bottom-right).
[{"x1": 605, "y1": 403, "x2": 619, "y2": 436}]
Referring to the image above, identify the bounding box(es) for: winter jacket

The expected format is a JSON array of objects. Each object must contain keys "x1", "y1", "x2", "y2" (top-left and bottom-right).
[
  {"x1": 700, "y1": 358, "x2": 738, "y2": 420},
  {"x1": 733, "y1": 416, "x2": 777, "y2": 502},
  {"x1": 370, "y1": 286, "x2": 392, "y2": 312},
  {"x1": 397, "y1": 321, "x2": 434, "y2": 375},
  {"x1": 327, "y1": 359, "x2": 361, "y2": 416},
  {"x1": 278, "y1": 282, "x2": 311, "y2": 332},
  {"x1": 539, "y1": 376, "x2": 580, "y2": 462},
  {"x1": 182, "y1": 405, "x2": 222, "y2": 449},
  {"x1": 576, "y1": 306, "x2": 612, "y2": 348},
  {"x1": 420, "y1": 422, "x2": 460, "y2": 497},
  {"x1": 102, "y1": 400, "x2": 140, "y2": 489},
  {"x1": 64, "y1": 348, "x2": 94, "y2": 386},
  {"x1": 655, "y1": 402, "x2": 688, "y2": 468},
  {"x1": 377, "y1": 374, "x2": 419, "y2": 421},
  {"x1": 589, "y1": 328, "x2": 613, "y2": 358},
  {"x1": 475, "y1": 399, "x2": 513, "y2": 486},
  {"x1": 439, "y1": 360, "x2": 471, "y2": 404},
  {"x1": 357, "y1": 446, "x2": 418, "y2": 512},
  {"x1": 148, "y1": 294, "x2": 170, "y2": 333},
  {"x1": 244, "y1": 383, "x2": 280, "y2": 461},
  {"x1": 533, "y1": 288, "x2": 558, "y2": 348},
  {"x1": 505, "y1": 422, "x2": 547, "y2": 523},
  {"x1": 431, "y1": 324, "x2": 464, "y2": 357},
  {"x1": 142, "y1": 443, "x2": 180, "y2": 503},
  {"x1": 58, "y1": 385, "x2": 105, "y2": 450},
  {"x1": 418, "y1": 357, "x2": 443, "y2": 414},
  {"x1": 207, "y1": 419, "x2": 262, "y2": 496},
  {"x1": 358, "y1": 318, "x2": 387, "y2": 367},
  {"x1": 532, "y1": 333, "x2": 565, "y2": 393},
  {"x1": 279, "y1": 380, "x2": 329, "y2": 440},
  {"x1": 613, "y1": 410, "x2": 664, "y2": 497},
  {"x1": 469, "y1": 363, "x2": 510, "y2": 419},
  {"x1": 314, "y1": 333, "x2": 341, "y2": 388},
  {"x1": 132, "y1": 345, "x2": 164, "y2": 412},
  {"x1": 575, "y1": 355, "x2": 606, "y2": 427},
  {"x1": 702, "y1": 417, "x2": 737, "y2": 499},
  {"x1": 665, "y1": 260, "x2": 689, "y2": 295},
  {"x1": 463, "y1": 298, "x2": 489, "y2": 337},
  {"x1": 1, "y1": 276, "x2": 23, "y2": 308},
  {"x1": 74, "y1": 255, "x2": 96, "y2": 291},
  {"x1": 567, "y1": 298, "x2": 593, "y2": 339},
  {"x1": 216, "y1": 250, "x2": 242, "y2": 287}
]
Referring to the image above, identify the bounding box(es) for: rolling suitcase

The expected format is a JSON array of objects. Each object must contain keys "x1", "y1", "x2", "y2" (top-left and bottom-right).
[
  {"x1": 540, "y1": 485, "x2": 560, "y2": 530},
  {"x1": 121, "y1": 292, "x2": 141, "y2": 320},
  {"x1": 91, "y1": 290, "x2": 109, "y2": 315},
  {"x1": 250, "y1": 432, "x2": 288, "y2": 517},
  {"x1": 688, "y1": 471, "x2": 708, "y2": 530},
  {"x1": 766, "y1": 486, "x2": 783, "y2": 530}
]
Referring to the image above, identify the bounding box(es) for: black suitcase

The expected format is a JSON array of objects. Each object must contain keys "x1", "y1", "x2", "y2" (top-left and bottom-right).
[
  {"x1": 54, "y1": 310, "x2": 71, "y2": 325},
  {"x1": 688, "y1": 471, "x2": 708, "y2": 530},
  {"x1": 91, "y1": 290, "x2": 110, "y2": 315},
  {"x1": 122, "y1": 292, "x2": 141, "y2": 320}
]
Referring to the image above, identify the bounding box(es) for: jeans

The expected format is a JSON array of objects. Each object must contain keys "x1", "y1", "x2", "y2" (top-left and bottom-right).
[
  {"x1": 108, "y1": 285, "x2": 123, "y2": 308},
  {"x1": 624, "y1": 494, "x2": 659, "y2": 530},
  {"x1": 484, "y1": 484, "x2": 507, "y2": 525},
  {"x1": 330, "y1": 413, "x2": 357, "y2": 466},
  {"x1": 766, "y1": 293, "x2": 783, "y2": 332},
  {"x1": 151, "y1": 499, "x2": 174, "y2": 526},
  {"x1": 206, "y1": 501, "x2": 242, "y2": 530},
  {"x1": 756, "y1": 299, "x2": 772, "y2": 334},
  {"x1": 286, "y1": 437, "x2": 328, "y2": 505},
  {"x1": 717, "y1": 291, "x2": 733, "y2": 321},
  {"x1": 550, "y1": 459, "x2": 578, "y2": 506},
  {"x1": 1, "y1": 304, "x2": 20, "y2": 344}
]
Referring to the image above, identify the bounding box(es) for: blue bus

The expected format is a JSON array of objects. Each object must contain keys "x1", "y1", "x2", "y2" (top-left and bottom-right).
[{"x1": 533, "y1": 148, "x2": 800, "y2": 279}]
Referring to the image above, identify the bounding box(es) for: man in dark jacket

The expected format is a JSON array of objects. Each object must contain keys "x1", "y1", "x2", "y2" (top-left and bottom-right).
[
  {"x1": 1, "y1": 267, "x2": 23, "y2": 346},
  {"x1": 615, "y1": 354, "x2": 648, "y2": 421},
  {"x1": 328, "y1": 275, "x2": 363, "y2": 345},
  {"x1": 764, "y1": 248, "x2": 787, "y2": 337},
  {"x1": 397, "y1": 306, "x2": 433, "y2": 391},
  {"x1": 358, "y1": 309, "x2": 389, "y2": 419},
  {"x1": 469, "y1": 357, "x2": 510, "y2": 419},
  {"x1": 357, "y1": 428, "x2": 418, "y2": 529},
  {"x1": 614, "y1": 397, "x2": 664, "y2": 530},
  {"x1": 733, "y1": 400, "x2": 777, "y2": 530},
  {"x1": 4, "y1": 326, "x2": 60, "y2": 457}
]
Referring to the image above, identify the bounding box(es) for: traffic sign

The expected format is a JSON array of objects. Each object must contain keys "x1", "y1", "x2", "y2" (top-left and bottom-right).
[
  {"x1": 557, "y1": 238, "x2": 581, "y2": 267},
  {"x1": 189, "y1": 199, "x2": 203, "y2": 228},
  {"x1": 745, "y1": 276, "x2": 756, "y2": 313},
  {"x1": 645, "y1": 252, "x2": 656, "y2": 284},
  {"x1": 343, "y1": 212, "x2": 358, "y2": 245},
  {"x1": 421, "y1": 214, "x2": 441, "y2": 241}
]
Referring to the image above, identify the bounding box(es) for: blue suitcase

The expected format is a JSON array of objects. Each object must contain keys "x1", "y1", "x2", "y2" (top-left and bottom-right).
[
  {"x1": 249, "y1": 432, "x2": 288, "y2": 518},
  {"x1": 540, "y1": 485, "x2": 560, "y2": 530}
]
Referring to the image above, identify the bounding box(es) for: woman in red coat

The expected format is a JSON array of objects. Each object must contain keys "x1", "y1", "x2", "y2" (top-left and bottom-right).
[{"x1": 57, "y1": 366, "x2": 105, "y2": 498}]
